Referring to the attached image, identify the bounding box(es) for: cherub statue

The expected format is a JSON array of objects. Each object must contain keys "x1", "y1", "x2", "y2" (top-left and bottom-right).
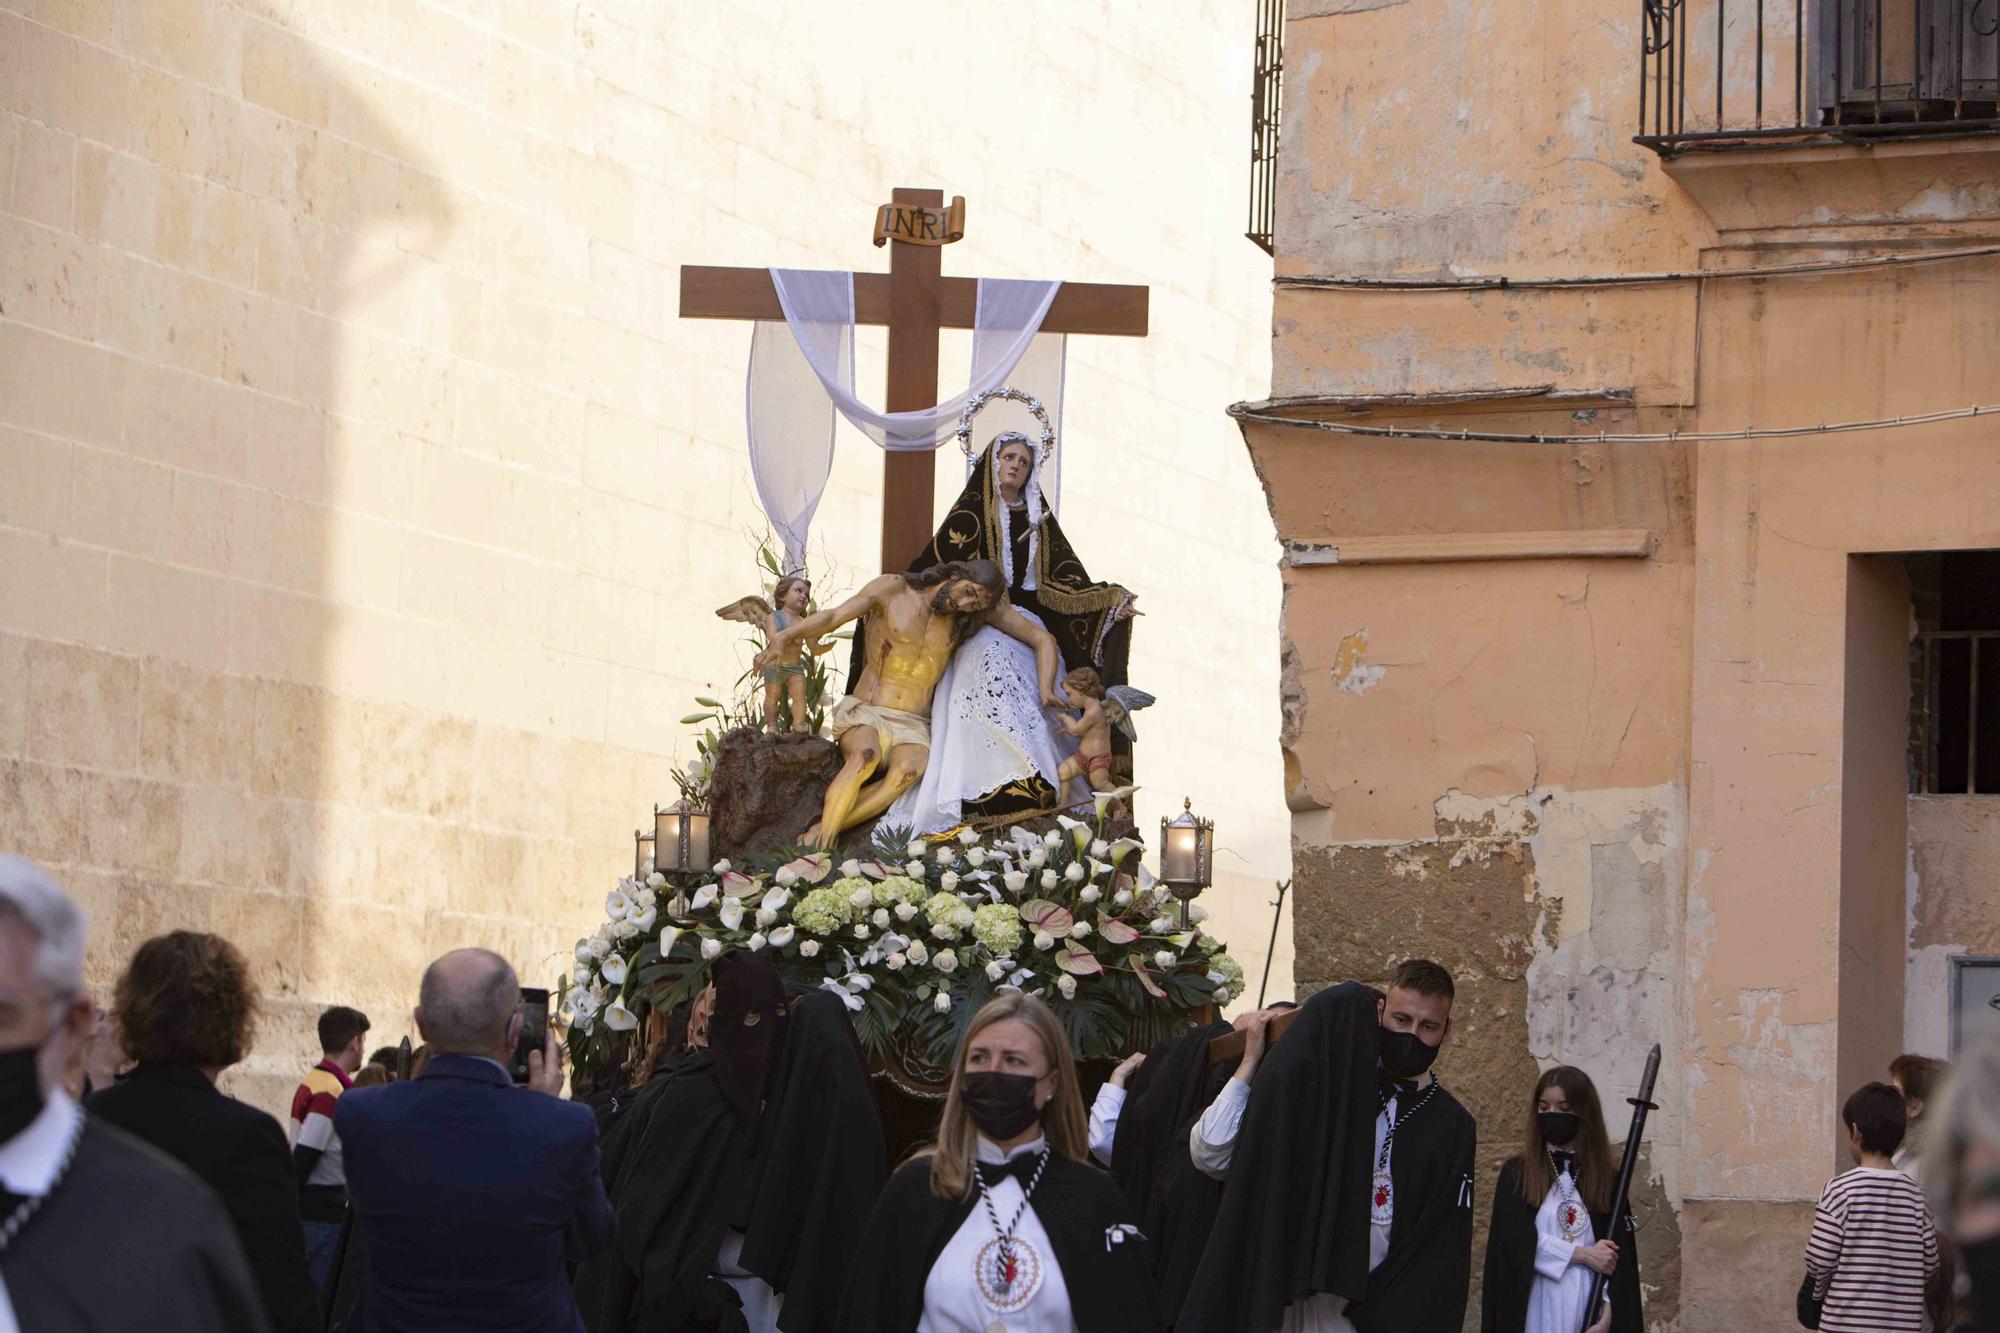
[
  {"x1": 1054, "y1": 667, "x2": 1154, "y2": 811},
  {"x1": 715, "y1": 574, "x2": 825, "y2": 734}
]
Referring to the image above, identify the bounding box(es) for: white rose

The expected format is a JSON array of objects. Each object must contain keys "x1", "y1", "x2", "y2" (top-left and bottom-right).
[
  {"x1": 1214, "y1": 986, "x2": 1233, "y2": 1006},
  {"x1": 775, "y1": 866, "x2": 799, "y2": 887},
  {"x1": 886, "y1": 953, "x2": 907, "y2": 971},
  {"x1": 571, "y1": 960, "x2": 594, "y2": 986},
  {"x1": 1028, "y1": 847, "x2": 1048, "y2": 869},
  {"x1": 907, "y1": 940, "x2": 930, "y2": 965},
  {"x1": 1044, "y1": 830, "x2": 1062, "y2": 849},
  {"x1": 1063, "y1": 862, "x2": 1086, "y2": 884},
  {"x1": 933, "y1": 991, "x2": 953, "y2": 1014},
  {"x1": 747, "y1": 931, "x2": 768, "y2": 952},
  {"x1": 934, "y1": 950, "x2": 958, "y2": 974},
  {"x1": 1189, "y1": 904, "x2": 1211, "y2": 924},
  {"x1": 646, "y1": 872, "x2": 667, "y2": 889},
  {"x1": 1154, "y1": 949, "x2": 1176, "y2": 969},
  {"x1": 1034, "y1": 930, "x2": 1056, "y2": 950},
  {"x1": 906, "y1": 840, "x2": 927, "y2": 858},
  {"x1": 756, "y1": 907, "x2": 778, "y2": 927},
  {"x1": 1057, "y1": 974, "x2": 1078, "y2": 999},
  {"x1": 849, "y1": 884, "x2": 875, "y2": 910},
  {"x1": 1114, "y1": 889, "x2": 1133, "y2": 907},
  {"x1": 1078, "y1": 886, "x2": 1101, "y2": 904},
  {"x1": 633, "y1": 886, "x2": 656, "y2": 907},
  {"x1": 872, "y1": 908, "x2": 890, "y2": 927},
  {"x1": 1091, "y1": 839, "x2": 1109, "y2": 858},
  {"x1": 957, "y1": 827, "x2": 980, "y2": 846},
  {"x1": 1040, "y1": 870, "x2": 1059, "y2": 890},
  {"x1": 769, "y1": 925, "x2": 796, "y2": 947},
  {"x1": 701, "y1": 937, "x2": 722, "y2": 960},
  {"x1": 841, "y1": 858, "x2": 863, "y2": 878},
  {"x1": 966, "y1": 848, "x2": 987, "y2": 868},
  {"x1": 906, "y1": 859, "x2": 926, "y2": 877},
  {"x1": 986, "y1": 960, "x2": 1007, "y2": 982},
  {"x1": 1002, "y1": 871, "x2": 1029, "y2": 894},
  {"x1": 1070, "y1": 921, "x2": 1092, "y2": 939},
  {"x1": 574, "y1": 940, "x2": 595, "y2": 964},
  {"x1": 940, "y1": 870, "x2": 960, "y2": 893},
  {"x1": 713, "y1": 859, "x2": 732, "y2": 873},
  {"x1": 799, "y1": 939, "x2": 821, "y2": 958},
  {"x1": 854, "y1": 923, "x2": 871, "y2": 939},
  {"x1": 931, "y1": 923, "x2": 956, "y2": 942},
  {"x1": 895, "y1": 902, "x2": 918, "y2": 921},
  {"x1": 613, "y1": 920, "x2": 639, "y2": 941}
]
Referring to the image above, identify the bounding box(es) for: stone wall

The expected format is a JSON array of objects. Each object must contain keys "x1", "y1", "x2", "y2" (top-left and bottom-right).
[{"x1": 0, "y1": 0, "x2": 1286, "y2": 1114}]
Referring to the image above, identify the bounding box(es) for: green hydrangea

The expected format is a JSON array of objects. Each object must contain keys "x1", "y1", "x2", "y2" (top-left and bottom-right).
[
  {"x1": 874, "y1": 874, "x2": 925, "y2": 905},
  {"x1": 793, "y1": 886, "x2": 854, "y2": 936},
  {"x1": 971, "y1": 903, "x2": 1024, "y2": 955},
  {"x1": 923, "y1": 891, "x2": 972, "y2": 932}
]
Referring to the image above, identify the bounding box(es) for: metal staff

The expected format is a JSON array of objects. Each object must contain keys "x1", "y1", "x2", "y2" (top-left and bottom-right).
[
  {"x1": 1256, "y1": 879, "x2": 1291, "y2": 1007},
  {"x1": 1580, "y1": 1043, "x2": 1661, "y2": 1333}
]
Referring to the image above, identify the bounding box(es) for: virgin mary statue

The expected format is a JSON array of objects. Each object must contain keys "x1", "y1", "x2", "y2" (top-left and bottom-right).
[{"x1": 849, "y1": 427, "x2": 1137, "y2": 832}]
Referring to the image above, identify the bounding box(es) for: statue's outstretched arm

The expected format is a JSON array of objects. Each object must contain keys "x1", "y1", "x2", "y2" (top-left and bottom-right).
[
  {"x1": 756, "y1": 576, "x2": 892, "y2": 671},
  {"x1": 988, "y1": 605, "x2": 1064, "y2": 709}
]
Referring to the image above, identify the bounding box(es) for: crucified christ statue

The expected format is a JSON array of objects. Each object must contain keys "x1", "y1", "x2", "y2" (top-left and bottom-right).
[{"x1": 755, "y1": 559, "x2": 1063, "y2": 849}]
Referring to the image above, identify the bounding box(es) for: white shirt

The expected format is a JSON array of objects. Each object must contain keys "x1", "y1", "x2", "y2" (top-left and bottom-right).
[
  {"x1": 1087, "y1": 1084, "x2": 1125, "y2": 1167},
  {"x1": 920, "y1": 1135, "x2": 1074, "y2": 1333},
  {"x1": 1526, "y1": 1166, "x2": 1598, "y2": 1333},
  {"x1": 0, "y1": 1094, "x2": 82, "y2": 1333},
  {"x1": 714, "y1": 1229, "x2": 783, "y2": 1333}
]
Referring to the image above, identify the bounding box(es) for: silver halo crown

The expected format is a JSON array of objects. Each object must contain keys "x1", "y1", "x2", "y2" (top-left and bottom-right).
[{"x1": 956, "y1": 387, "x2": 1056, "y2": 466}]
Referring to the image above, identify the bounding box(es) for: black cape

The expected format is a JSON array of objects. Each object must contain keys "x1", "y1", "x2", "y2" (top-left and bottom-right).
[
  {"x1": 1177, "y1": 982, "x2": 1479, "y2": 1333},
  {"x1": 2, "y1": 1114, "x2": 270, "y2": 1332},
  {"x1": 846, "y1": 440, "x2": 1136, "y2": 818},
  {"x1": 737, "y1": 991, "x2": 888, "y2": 1333},
  {"x1": 1105, "y1": 1020, "x2": 1232, "y2": 1326},
  {"x1": 1480, "y1": 1156, "x2": 1643, "y2": 1333},
  {"x1": 574, "y1": 1050, "x2": 760, "y2": 1333},
  {"x1": 833, "y1": 1152, "x2": 1162, "y2": 1333}
]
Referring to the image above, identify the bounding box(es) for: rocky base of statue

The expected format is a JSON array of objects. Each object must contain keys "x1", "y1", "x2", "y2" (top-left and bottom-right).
[{"x1": 707, "y1": 727, "x2": 844, "y2": 861}]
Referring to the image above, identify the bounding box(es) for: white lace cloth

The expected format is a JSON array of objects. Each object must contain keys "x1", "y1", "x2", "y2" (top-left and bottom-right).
[{"x1": 888, "y1": 608, "x2": 1078, "y2": 836}]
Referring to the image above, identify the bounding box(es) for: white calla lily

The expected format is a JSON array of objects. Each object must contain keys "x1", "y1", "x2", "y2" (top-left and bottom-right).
[
  {"x1": 747, "y1": 931, "x2": 768, "y2": 951},
  {"x1": 599, "y1": 954, "x2": 628, "y2": 985},
  {"x1": 629, "y1": 903, "x2": 658, "y2": 931},
  {"x1": 605, "y1": 890, "x2": 633, "y2": 920},
  {"x1": 602, "y1": 999, "x2": 639, "y2": 1031},
  {"x1": 768, "y1": 925, "x2": 796, "y2": 947},
  {"x1": 718, "y1": 898, "x2": 745, "y2": 931},
  {"x1": 690, "y1": 884, "x2": 719, "y2": 911}
]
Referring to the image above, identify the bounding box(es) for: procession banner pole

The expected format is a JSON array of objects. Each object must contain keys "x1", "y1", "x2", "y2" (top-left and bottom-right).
[
  {"x1": 1256, "y1": 878, "x2": 1290, "y2": 1008},
  {"x1": 1580, "y1": 1043, "x2": 1662, "y2": 1333}
]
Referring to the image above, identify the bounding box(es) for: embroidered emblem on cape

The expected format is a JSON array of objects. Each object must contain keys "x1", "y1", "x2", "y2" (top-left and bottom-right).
[
  {"x1": 974, "y1": 1234, "x2": 1044, "y2": 1310},
  {"x1": 1558, "y1": 1198, "x2": 1589, "y2": 1242},
  {"x1": 1371, "y1": 1167, "x2": 1395, "y2": 1227}
]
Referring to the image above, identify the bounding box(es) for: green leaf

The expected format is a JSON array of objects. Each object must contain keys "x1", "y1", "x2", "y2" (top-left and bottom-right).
[
  {"x1": 695, "y1": 696, "x2": 724, "y2": 708},
  {"x1": 680, "y1": 712, "x2": 717, "y2": 725}
]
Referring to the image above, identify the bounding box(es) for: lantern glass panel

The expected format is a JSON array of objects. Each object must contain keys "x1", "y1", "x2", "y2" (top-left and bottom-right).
[
  {"x1": 686, "y1": 811, "x2": 712, "y2": 873},
  {"x1": 1162, "y1": 824, "x2": 1200, "y2": 885}
]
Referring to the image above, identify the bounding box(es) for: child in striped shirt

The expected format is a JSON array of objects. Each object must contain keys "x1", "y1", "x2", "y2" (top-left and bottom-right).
[{"x1": 1805, "y1": 1082, "x2": 1940, "y2": 1332}]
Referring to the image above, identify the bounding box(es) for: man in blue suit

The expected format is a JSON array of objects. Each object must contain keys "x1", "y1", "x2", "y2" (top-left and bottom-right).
[{"x1": 336, "y1": 948, "x2": 615, "y2": 1332}]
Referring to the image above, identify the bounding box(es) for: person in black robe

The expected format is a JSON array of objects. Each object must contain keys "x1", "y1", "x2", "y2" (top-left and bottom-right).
[
  {"x1": 1481, "y1": 1066, "x2": 1641, "y2": 1333},
  {"x1": 0, "y1": 854, "x2": 267, "y2": 1332},
  {"x1": 1177, "y1": 963, "x2": 1478, "y2": 1333},
  {"x1": 835, "y1": 991, "x2": 1160, "y2": 1332},
  {"x1": 575, "y1": 951, "x2": 789, "y2": 1332},
  {"x1": 847, "y1": 433, "x2": 1138, "y2": 819},
  {"x1": 737, "y1": 990, "x2": 888, "y2": 1332}
]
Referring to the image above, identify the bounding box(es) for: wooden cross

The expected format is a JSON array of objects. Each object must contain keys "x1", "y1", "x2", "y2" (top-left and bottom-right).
[{"x1": 678, "y1": 188, "x2": 1151, "y2": 573}]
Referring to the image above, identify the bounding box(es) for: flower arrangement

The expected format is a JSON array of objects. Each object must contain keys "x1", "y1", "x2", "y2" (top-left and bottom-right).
[{"x1": 560, "y1": 793, "x2": 1240, "y2": 1080}]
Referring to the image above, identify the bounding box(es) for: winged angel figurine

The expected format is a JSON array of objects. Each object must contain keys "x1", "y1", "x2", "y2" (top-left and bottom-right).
[
  {"x1": 1054, "y1": 666, "x2": 1154, "y2": 814},
  {"x1": 716, "y1": 574, "x2": 827, "y2": 733}
]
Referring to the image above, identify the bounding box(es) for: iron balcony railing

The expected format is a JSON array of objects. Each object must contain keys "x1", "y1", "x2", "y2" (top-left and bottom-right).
[
  {"x1": 1914, "y1": 629, "x2": 2000, "y2": 794},
  {"x1": 1638, "y1": 0, "x2": 2000, "y2": 152},
  {"x1": 1248, "y1": 0, "x2": 1283, "y2": 253}
]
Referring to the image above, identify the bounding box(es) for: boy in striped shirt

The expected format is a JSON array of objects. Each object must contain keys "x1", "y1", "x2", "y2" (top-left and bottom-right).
[{"x1": 1805, "y1": 1081, "x2": 1940, "y2": 1332}]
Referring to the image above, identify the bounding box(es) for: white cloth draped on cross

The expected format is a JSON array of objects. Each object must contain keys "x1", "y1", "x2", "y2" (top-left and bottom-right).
[{"x1": 746, "y1": 267, "x2": 1067, "y2": 573}]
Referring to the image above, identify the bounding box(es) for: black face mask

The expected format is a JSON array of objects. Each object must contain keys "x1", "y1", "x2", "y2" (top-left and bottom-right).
[
  {"x1": 959, "y1": 1071, "x2": 1043, "y2": 1141},
  {"x1": 1963, "y1": 1234, "x2": 2000, "y2": 1333},
  {"x1": 1539, "y1": 1111, "x2": 1582, "y2": 1147},
  {"x1": 0, "y1": 1044, "x2": 46, "y2": 1144},
  {"x1": 1378, "y1": 1025, "x2": 1441, "y2": 1080}
]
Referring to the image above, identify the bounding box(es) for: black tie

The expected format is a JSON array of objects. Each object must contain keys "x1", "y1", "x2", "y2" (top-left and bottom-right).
[
  {"x1": 1378, "y1": 1078, "x2": 1417, "y2": 1107},
  {"x1": 976, "y1": 1153, "x2": 1042, "y2": 1189},
  {"x1": 1551, "y1": 1149, "x2": 1576, "y2": 1175}
]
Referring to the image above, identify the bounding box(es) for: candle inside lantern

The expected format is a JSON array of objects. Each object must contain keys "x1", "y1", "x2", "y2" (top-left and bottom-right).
[{"x1": 1161, "y1": 822, "x2": 1200, "y2": 887}]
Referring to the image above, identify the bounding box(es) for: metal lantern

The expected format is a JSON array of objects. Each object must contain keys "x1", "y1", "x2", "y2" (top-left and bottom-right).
[
  {"x1": 1160, "y1": 797, "x2": 1214, "y2": 925},
  {"x1": 653, "y1": 798, "x2": 713, "y2": 885},
  {"x1": 633, "y1": 829, "x2": 654, "y2": 882}
]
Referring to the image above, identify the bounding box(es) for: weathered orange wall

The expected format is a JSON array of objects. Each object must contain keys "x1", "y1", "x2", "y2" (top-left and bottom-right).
[{"x1": 1257, "y1": 4, "x2": 2000, "y2": 1327}]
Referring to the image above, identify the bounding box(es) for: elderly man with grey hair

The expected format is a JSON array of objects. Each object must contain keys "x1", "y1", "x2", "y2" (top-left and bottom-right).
[
  {"x1": 0, "y1": 854, "x2": 267, "y2": 1331},
  {"x1": 335, "y1": 947, "x2": 613, "y2": 1332}
]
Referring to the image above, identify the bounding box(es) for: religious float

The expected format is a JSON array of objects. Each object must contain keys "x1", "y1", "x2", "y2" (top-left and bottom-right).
[{"x1": 556, "y1": 194, "x2": 1242, "y2": 1143}]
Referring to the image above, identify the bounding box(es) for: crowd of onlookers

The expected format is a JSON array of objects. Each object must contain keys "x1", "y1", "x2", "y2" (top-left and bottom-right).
[{"x1": 4, "y1": 845, "x2": 1999, "y2": 1332}]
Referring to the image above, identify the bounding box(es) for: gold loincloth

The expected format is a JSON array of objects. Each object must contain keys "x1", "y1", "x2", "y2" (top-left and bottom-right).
[{"x1": 829, "y1": 695, "x2": 931, "y2": 755}]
